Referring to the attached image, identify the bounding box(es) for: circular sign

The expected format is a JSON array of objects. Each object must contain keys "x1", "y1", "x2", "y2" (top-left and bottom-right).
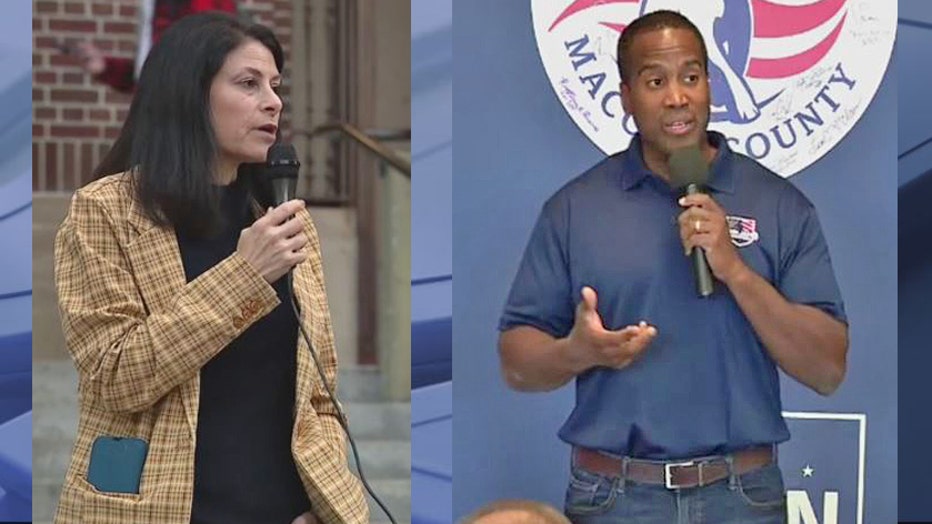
[{"x1": 531, "y1": 0, "x2": 895, "y2": 177}]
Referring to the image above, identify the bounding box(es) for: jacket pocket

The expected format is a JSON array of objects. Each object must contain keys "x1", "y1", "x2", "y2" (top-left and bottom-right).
[{"x1": 71, "y1": 475, "x2": 153, "y2": 523}]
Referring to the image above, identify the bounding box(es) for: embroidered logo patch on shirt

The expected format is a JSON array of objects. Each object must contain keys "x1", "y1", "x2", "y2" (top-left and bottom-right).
[{"x1": 726, "y1": 215, "x2": 759, "y2": 247}]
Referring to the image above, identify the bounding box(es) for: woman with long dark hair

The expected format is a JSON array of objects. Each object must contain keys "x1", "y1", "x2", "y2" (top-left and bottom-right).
[{"x1": 53, "y1": 12, "x2": 367, "y2": 523}]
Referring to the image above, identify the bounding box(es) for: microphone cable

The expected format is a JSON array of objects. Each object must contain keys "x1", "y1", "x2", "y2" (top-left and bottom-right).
[{"x1": 285, "y1": 271, "x2": 398, "y2": 524}]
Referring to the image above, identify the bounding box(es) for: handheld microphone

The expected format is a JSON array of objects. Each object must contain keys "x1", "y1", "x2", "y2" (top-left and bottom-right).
[
  {"x1": 264, "y1": 142, "x2": 300, "y2": 281},
  {"x1": 265, "y1": 142, "x2": 299, "y2": 206},
  {"x1": 261, "y1": 142, "x2": 397, "y2": 523},
  {"x1": 669, "y1": 145, "x2": 714, "y2": 298}
]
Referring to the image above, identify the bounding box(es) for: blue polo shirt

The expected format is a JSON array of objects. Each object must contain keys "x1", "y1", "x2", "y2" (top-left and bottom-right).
[{"x1": 499, "y1": 131, "x2": 846, "y2": 460}]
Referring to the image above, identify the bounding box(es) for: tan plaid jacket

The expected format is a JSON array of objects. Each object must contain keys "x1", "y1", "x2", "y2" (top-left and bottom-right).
[{"x1": 53, "y1": 173, "x2": 369, "y2": 523}]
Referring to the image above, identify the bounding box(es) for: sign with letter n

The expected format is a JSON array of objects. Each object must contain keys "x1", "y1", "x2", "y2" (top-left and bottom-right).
[{"x1": 780, "y1": 412, "x2": 866, "y2": 524}]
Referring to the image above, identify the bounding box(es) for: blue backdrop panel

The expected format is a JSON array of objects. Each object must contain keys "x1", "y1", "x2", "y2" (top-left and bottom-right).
[
  {"x1": 411, "y1": 0, "x2": 452, "y2": 389},
  {"x1": 411, "y1": 0, "x2": 453, "y2": 521},
  {"x1": 412, "y1": 314, "x2": 452, "y2": 389},
  {"x1": 412, "y1": 383, "x2": 452, "y2": 524},
  {"x1": 898, "y1": 1, "x2": 932, "y2": 520},
  {"x1": 0, "y1": 0, "x2": 33, "y2": 519},
  {"x1": 452, "y1": 2, "x2": 896, "y2": 524}
]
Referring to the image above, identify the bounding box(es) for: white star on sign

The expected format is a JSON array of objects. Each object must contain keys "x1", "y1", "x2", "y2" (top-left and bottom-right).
[{"x1": 802, "y1": 465, "x2": 814, "y2": 478}]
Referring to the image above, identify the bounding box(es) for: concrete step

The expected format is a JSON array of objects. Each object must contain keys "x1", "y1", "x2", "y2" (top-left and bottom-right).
[
  {"x1": 32, "y1": 480, "x2": 61, "y2": 523},
  {"x1": 32, "y1": 361, "x2": 77, "y2": 521},
  {"x1": 343, "y1": 401, "x2": 410, "y2": 440},
  {"x1": 337, "y1": 365, "x2": 388, "y2": 401},
  {"x1": 365, "y1": 477, "x2": 411, "y2": 524},
  {"x1": 348, "y1": 438, "x2": 411, "y2": 480}
]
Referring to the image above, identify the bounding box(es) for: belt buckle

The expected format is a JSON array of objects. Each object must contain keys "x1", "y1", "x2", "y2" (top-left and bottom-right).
[{"x1": 664, "y1": 460, "x2": 698, "y2": 489}]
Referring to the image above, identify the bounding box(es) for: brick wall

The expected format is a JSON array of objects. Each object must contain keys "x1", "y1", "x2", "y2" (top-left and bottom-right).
[{"x1": 33, "y1": 0, "x2": 295, "y2": 192}]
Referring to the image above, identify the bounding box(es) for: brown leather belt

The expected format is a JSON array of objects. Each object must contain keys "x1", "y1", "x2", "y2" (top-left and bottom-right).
[{"x1": 574, "y1": 446, "x2": 774, "y2": 489}]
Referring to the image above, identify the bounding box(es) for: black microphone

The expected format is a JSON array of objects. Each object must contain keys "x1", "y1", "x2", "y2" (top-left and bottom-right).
[
  {"x1": 262, "y1": 142, "x2": 399, "y2": 523},
  {"x1": 265, "y1": 142, "x2": 300, "y2": 206},
  {"x1": 669, "y1": 145, "x2": 714, "y2": 298},
  {"x1": 264, "y1": 142, "x2": 301, "y2": 288}
]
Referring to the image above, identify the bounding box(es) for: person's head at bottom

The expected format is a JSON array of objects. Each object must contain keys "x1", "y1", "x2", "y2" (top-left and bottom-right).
[{"x1": 461, "y1": 499, "x2": 571, "y2": 524}]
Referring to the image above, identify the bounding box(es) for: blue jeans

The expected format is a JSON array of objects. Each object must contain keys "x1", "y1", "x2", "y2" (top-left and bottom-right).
[{"x1": 564, "y1": 458, "x2": 787, "y2": 523}]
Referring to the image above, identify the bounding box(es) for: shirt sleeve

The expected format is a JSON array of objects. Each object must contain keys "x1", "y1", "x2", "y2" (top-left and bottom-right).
[
  {"x1": 776, "y1": 185, "x2": 847, "y2": 323},
  {"x1": 499, "y1": 196, "x2": 576, "y2": 338}
]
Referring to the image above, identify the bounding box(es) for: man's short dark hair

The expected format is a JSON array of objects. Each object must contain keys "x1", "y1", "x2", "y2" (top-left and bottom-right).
[{"x1": 616, "y1": 10, "x2": 709, "y2": 84}]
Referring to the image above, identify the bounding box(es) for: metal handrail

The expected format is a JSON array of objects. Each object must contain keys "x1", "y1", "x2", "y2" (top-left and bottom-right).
[{"x1": 294, "y1": 122, "x2": 411, "y2": 177}]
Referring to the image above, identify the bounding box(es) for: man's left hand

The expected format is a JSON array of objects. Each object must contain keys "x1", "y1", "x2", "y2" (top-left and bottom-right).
[{"x1": 677, "y1": 193, "x2": 748, "y2": 285}]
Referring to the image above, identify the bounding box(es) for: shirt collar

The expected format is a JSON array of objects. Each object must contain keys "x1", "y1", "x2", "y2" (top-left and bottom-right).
[{"x1": 619, "y1": 131, "x2": 736, "y2": 194}]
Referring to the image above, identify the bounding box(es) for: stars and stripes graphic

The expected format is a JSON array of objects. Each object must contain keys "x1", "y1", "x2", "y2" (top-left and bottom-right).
[
  {"x1": 548, "y1": 0, "x2": 847, "y2": 80},
  {"x1": 726, "y1": 215, "x2": 760, "y2": 247},
  {"x1": 546, "y1": 0, "x2": 849, "y2": 122},
  {"x1": 530, "y1": 0, "x2": 894, "y2": 176}
]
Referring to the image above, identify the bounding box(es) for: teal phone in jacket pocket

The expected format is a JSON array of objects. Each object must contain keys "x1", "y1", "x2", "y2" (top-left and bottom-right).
[{"x1": 87, "y1": 436, "x2": 148, "y2": 494}]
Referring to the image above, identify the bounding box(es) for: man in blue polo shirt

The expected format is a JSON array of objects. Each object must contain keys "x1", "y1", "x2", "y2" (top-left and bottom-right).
[{"x1": 498, "y1": 10, "x2": 848, "y2": 524}]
